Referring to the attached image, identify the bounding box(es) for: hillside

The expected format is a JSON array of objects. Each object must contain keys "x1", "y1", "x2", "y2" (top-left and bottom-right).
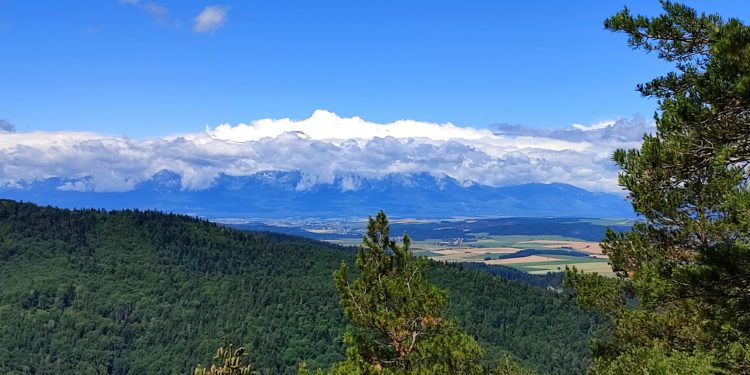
[{"x1": 0, "y1": 200, "x2": 597, "y2": 374}]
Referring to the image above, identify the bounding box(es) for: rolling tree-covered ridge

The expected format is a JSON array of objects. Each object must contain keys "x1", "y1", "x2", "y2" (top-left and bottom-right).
[{"x1": 0, "y1": 199, "x2": 596, "y2": 374}]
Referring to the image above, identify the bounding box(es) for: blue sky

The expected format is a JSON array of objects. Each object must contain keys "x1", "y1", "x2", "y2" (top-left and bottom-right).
[
  {"x1": 0, "y1": 1, "x2": 747, "y2": 194},
  {"x1": 1, "y1": 1, "x2": 746, "y2": 137}
]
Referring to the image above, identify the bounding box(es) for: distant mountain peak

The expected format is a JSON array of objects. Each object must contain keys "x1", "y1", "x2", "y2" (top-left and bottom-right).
[{"x1": 0, "y1": 170, "x2": 634, "y2": 219}]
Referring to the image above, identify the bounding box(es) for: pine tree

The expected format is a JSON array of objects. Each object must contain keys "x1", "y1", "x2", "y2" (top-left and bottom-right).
[
  {"x1": 565, "y1": 1, "x2": 750, "y2": 373},
  {"x1": 331, "y1": 211, "x2": 484, "y2": 374}
]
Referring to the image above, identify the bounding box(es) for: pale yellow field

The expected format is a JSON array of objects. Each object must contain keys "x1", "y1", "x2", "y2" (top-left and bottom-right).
[
  {"x1": 526, "y1": 261, "x2": 613, "y2": 275},
  {"x1": 518, "y1": 240, "x2": 604, "y2": 255},
  {"x1": 410, "y1": 243, "x2": 455, "y2": 252},
  {"x1": 467, "y1": 247, "x2": 519, "y2": 253},
  {"x1": 431, "y1": 252, "x2": 487, "y2": 260},
  {"x1": 432, "y1": 249, "x2": 464, "y2": 255},
  {"x1": 434, "y1": 247, "x2": 519, "y2": 254},
  {"x1": 305, "y1": 229, "x2": 340, "y2": 234},
  {"x1": 428, "y1": 247, "x2": 520, "y2": 260}
]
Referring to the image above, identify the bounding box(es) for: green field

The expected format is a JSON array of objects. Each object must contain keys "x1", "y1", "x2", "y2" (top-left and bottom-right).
[
  {"x1": 509, "y1": 257, "x2": 612, "y2": 275},
  {"x1": 467, "y1": 234, "x2": 586, "y2": 248}
]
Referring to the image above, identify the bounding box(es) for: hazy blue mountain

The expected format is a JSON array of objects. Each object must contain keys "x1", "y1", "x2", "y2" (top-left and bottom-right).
[{"x1": 0, "y1": 170, "x2": 634, "y2": 218}]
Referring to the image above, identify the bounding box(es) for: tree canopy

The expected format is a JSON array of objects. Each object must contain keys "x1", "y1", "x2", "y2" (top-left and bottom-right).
[
  {"x1": 0, "y1": 200, "x2": 596, "y2": 374},
  {"x1": 330, "y1": 211, "x2": 486, "y2": 374},
  {"x1": 566, "y1": 1, "x2": 750, "y2": 373}
]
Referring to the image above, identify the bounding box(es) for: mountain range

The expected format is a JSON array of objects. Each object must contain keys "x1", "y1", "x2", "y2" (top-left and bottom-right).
[{"x1": 0, "y1": 170, "x2": 634, "y2": 219}]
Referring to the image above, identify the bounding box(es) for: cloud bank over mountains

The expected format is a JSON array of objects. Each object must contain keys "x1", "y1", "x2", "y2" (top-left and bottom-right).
[{"x1": 0, "y1": 110, "x2": 653, "y2": 193}]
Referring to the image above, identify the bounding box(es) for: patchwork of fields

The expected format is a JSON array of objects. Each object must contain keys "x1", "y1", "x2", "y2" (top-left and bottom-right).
[
  {"x1": 411, "y1": 235, "x2": 613, "y2": 276},
  {"x1": 328, "y1": 234, "x2": 613, "y2": 276},
  {"x1": 237, "y1": 217, "x2": 627, "y2": 276}
]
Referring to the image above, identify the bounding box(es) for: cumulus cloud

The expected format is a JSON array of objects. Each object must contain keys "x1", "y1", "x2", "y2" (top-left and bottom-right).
[
  {"x1": 193, "y1": 5, "x2": 228, "y2": 33},
  {"x1": 0, "y1": 119, "x2": 14, "y2": 132},
  {"x1": 209, "y1": 109, "x2": 496, "y2": 142},
  {"x1": 0, "y1": 110, "x2": 655, "y2": 193}
]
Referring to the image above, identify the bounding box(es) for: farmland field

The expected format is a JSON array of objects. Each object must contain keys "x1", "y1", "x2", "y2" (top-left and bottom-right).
[
  {"x1": 230, "y1": 216, "x2": 629, "y2": 276},
  {"x1": 419, "y1": 234, "x2": 614, "y2": 276},
  {"x1": 330, "y1": 234, "x2": 614, "y2": 275}
]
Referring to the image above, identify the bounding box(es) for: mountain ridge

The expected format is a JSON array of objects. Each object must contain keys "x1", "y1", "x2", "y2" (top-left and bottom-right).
[{"x1": 0, "y1": 170, "x2": 634, "y2": 219}]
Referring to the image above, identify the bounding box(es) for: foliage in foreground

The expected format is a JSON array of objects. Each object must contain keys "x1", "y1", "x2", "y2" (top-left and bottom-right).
[
  {"x1": 233, "y1": 211, "x2": 536, "y2": 375},
  {"x1": 566, "y1": 1, "x2": 750, "y2": 374},
  {"x1": 330, "y1": 211, "x2": 485, "y2": 374}
]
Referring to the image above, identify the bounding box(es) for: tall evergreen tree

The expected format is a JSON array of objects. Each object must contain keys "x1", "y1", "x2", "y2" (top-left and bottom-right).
[
  {"x1": 331, "y1": 211, "x2": 484, "y2": 374},
  {"x1": 566, "y1": 1, "x2": 750, "y2": 373}
]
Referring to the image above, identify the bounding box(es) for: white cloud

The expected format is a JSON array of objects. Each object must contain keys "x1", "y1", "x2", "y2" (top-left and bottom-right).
[
  {"x1": 209, "y1": 109, "x2": 494, "y2": 142},
  {"x1": 0, "y1": 111, "x2": 655, "y2": 193},
  {"x1": 572, "y1": 120, "x2": 616, "y2": 131},
  {"x1": 57, "y1": 181, "x2": 89, "y2": 192},
  {"x1": 193, "y1": 5, "x2": 228, "y2": 33}
]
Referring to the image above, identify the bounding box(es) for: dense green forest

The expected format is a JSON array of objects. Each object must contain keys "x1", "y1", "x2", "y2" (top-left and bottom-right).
[
  {"x1": 0, "y1": 200, "x2": 596, "y2": 374},
  {"x1": 456, "y1": 262, "x2": 564, "y2": 289}
]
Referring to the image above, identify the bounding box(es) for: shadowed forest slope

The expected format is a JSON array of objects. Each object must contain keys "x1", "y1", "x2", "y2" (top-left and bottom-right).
[{"x1": 0, "y1": 200, "x2": 597, "y2": 374}]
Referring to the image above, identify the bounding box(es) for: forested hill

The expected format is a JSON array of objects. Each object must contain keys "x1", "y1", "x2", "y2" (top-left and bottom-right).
[{"x1": 0, "y1": 200, "x2": 597, "y2": 374}]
